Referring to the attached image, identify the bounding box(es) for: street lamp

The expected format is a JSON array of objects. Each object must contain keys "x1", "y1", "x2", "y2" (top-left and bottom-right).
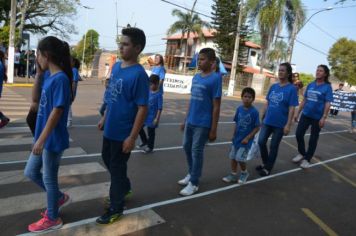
[
  {"x1": 287, "y1": 6, "x2": 333, "y2": 62},
  {"x1": 80, "y1": 4, "x2": 94, "y2": 75}
]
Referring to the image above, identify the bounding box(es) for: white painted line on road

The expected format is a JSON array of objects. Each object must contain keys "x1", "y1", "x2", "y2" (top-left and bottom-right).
[
  {"x1": 0, "y1": 147, "x2": 87, "y2": 163},
  {"x1": 0, "y1": 106, "x2": 30, "y2": 110},
  {"x1": 0, "y1": 162, "x2": 106, "y2": 185},
  {"x1": 18, "y1": 151, "x2": 355, "y2": 235},
  {"x1": 0, "y1": 182, "x2": 110, "y2": 217},
  {"x1": 0, "y1": 111, "x2": 29, "y2": 116},
  {"x1": 0, "y1": 129, "x2": 350, "y2": 165}
]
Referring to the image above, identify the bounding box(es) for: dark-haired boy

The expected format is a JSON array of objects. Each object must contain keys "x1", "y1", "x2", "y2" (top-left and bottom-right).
[
  {"x1": 178, "y1": 48, "x2": 222, "y2": 196},
  {"x1": 97, "y1": 27, "x2": 149, "y2": 224},
  {"x1": 222, "y1": 87, "x2": 260, "y2": 184},
  {"x1": 138, "y1": 74, "x2": 163, "y2": 153}
]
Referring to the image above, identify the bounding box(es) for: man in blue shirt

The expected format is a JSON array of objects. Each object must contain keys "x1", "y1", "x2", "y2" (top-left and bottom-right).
[
  {"x1": 178, "y1": 48, "x2": 222, "y2": 196},
  {"x1": 96, "y1": 27, "x2": 149, "y2": 225},
  {"x1": 293, "y1": 65, "x2": 333, "y2": 168}
]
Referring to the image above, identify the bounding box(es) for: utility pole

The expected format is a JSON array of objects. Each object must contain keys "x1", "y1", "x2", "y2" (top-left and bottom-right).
[
  {"x1": 227, "y1": 0, "x2": 244, "y2": 96},
  {"x1": 7, "y1": 0, "x2": 17, "y2": 84}
]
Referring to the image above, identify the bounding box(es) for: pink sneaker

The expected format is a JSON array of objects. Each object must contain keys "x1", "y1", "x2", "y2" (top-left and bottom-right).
[
  {"x1": 28, "y1": 215, "x2": 63, "y2": 232},
  {"x1": 42, "y1": 193, "x2": 71, "y2": 216},
  {"x1": 0, "y1": 118, "x2": 10, "y2": 128},
  {"x1": 58, "y1": 193, "x2": 71, "y2": 211}
]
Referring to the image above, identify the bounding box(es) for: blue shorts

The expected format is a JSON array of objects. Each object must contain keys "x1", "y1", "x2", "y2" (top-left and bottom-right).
[{"x1": 229, "y1": 145, "x2": 249, "y2": 163}]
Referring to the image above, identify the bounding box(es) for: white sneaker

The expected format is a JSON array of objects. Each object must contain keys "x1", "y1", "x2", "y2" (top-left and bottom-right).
[
  {"x1": 292, "y1": 154, "x2": 304, "y2": 163},
  {"x1": 177, "y1": 174, "x2": 191, "y2": 186},
  {"x1": 300, "y1": 160, "x2": 311, "y2": 169},
  {"x1": 179, "y1": 182, "x2": 198, "y2": 196}
]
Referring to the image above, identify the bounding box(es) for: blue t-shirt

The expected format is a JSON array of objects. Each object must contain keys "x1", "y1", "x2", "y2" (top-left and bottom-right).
[
  {"x1": 104, "y1": 62, "x2": 149, "y2": 141},
  {"x1": 151, "y1": 66, "x2": 165, "y2": 94},
  {"x1": 72, "y1": 68, "x2": 80, "y2": 98},
  {"x1": 0, "y1": 61, "x2": 4, "y2": 97},
  {"x1": 35, "y1": 71, "x2": 71, "y2": 152},
  {"x1": 302, "y1": 81, "x2": 333, "y2": 120},
  {"x1": 264, "y1": 83, "x2": 299, "y2": 128},
  {"x1": 233, "y1": 106, "x2": 260, "y2": 149},
  {"x1": 144, "y1": 91, "x2": 163, "y2": 128},
  {"x1": 187, "y1": 72, "x2": 222, "y2": 128}
]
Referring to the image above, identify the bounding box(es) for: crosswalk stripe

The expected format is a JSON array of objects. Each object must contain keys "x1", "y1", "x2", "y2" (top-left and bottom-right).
[
  {"x1": 0, "y1": 162, "x2": 106, "y2": 185},
  {"x1": 0, "y1": 111, "x2": 29, "y2": 116},
  {"x1": 0, "y1": 147, "x2": 87, "y2": 163},
  {"x1": 0, "y1": 182, "x2": 110, "y2": 217},
  {"x1": 0, "y1": 106, "x2": 30, "y2": 110},
  {"x1": 0, "y1": 137, "x2": 73, "y2": 146},
  {"x1": 0, "y1": 126, "x2": 30, "y2": 134},
  {"x1": 0, "y1": 102, "x2": 30, "y2": 105},
  {"x1": 0, "y1": 98, "x2": 28, "y2": 101}
]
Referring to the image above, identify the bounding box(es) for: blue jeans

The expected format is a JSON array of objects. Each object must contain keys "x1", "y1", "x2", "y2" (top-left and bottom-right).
[
  {"x1": 183, "y1": 123, "x2": 210, "y2": 186},
  {"x1": 101, "y1": 137, "x2": 131, "y2": 213},
  {"x1": 296, "y1": 114, "x2": 321, "y2": 162},
  {"x1": 352, "y1": 111, "x2": 356, "y2": 128},
  {"x1": 24, "y1": 150, "x2": 64, "y2": 220},
  {"x1": 258, "y1": 124, "x2": 284, "y2": 172}
]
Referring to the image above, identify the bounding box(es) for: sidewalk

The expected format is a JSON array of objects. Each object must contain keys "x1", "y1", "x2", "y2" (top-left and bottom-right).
[{"x1": 4, "y1": 76, "x2": 34, "y2": 87}]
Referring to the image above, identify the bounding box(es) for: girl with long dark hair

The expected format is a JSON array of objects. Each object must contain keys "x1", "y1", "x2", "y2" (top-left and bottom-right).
[
  {"x1": 257, "y1": 62, "x2": 299, "y2": 176},
  {"x1": 24, "y1": 36, "x2": 72, "y2": 232},
  {"x1": 292, "y1": 65, "x2": 333, "y2": 168},
  {"x1": 151, "y1": 54, "x2": 166, "y2": 94}
]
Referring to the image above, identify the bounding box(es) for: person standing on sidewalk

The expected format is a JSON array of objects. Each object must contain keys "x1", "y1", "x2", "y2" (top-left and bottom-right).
[
  {"x1": 24, "y1": 36, "x2": 72, "y2": 233},
  {"x1": 0, "y1": 50, "x2": 10, "y2": 128},
  {"x1": 97, "y1": 27, "x2": 149, "y2": 225},
  {"x1": 292, "y1": 65, "x2": 333, "y2": 168},
  {"x1": 178, "y1": 48, "x2": 222, "y2": 196},
  {"x1": 257, "y1": 62, "x2": 298, "y2": 176}
]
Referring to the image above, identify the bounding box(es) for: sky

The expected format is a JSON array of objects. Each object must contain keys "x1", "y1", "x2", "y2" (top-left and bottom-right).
[{"x1": 34, "y1": 0, "x2": 356, "y2": 75}]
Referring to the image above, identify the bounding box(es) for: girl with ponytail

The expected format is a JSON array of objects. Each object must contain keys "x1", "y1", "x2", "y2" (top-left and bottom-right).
[{"x1": 24, "y1": 36, "x2": 72, "y2": 233}]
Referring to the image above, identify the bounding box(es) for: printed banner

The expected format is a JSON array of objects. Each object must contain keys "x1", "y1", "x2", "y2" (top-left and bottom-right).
[
  {"x1": 146, "y1": 70, "x2": 193, "y2": 94},
  {"x1": 330, "y1": 91, "x2": 356, "y2": 112}
]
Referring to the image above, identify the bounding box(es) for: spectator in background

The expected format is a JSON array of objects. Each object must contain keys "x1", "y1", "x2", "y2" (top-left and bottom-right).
[
  {"x1": 292, "y1": 73, "x2": 304, "y2": 97},
  {"x1": 329, "y1": 83, "x2": 344, "y2": 117},
  {"x1": 14, "y1": 48, "x2": 21, "y2": 77}
]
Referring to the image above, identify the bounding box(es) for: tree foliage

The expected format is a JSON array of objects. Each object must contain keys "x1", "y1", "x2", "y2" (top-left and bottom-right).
[
  {"x1": 328, "y1": 37, "x2": 356, "y2": 85},
  {"x1": 211, "y1": 0, "x2": 250, "y2": 73},
  {"x1": 299, "y1": 72, "x2": 314, "y2": 86},
  {"x1": 72, "y1": 29, "x2": 100, "y2": 69},
  {"x1": 0, "y1": 0, "x2": 79, "y2": 46}
]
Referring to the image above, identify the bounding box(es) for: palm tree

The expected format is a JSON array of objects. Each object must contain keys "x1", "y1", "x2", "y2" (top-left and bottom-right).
[
  {"x1": 246, "y1": 0, "x2": 306, "y2": 72},
  {"x1": 167, "y1": 5, "x2": 210, "y2": 73},
  {"x1": 268, "y1": 40, "x2": 288, "y2": 72}
]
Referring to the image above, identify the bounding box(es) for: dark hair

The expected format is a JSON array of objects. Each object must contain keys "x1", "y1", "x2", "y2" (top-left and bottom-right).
[
  {"x1": 339, "y1": 83, "x2": 344, "y2": 86},
  {"x1": 279, "y1": 62, "x2": 293, "y2": 83},
  {"x1": 37, "y1": 36, "x2": 73, "y2": 99},
  {"x1": 199, "y1": 48, "x2": 216, "y2": 61},
  {"x1": 155, "y1": 54, "x2": 164, "y2": 66},
  {"x1": 150, "y1": 74, "x2": 160, "y2": 85},
  {"x1": 122, "y1": 27, "x2": 146, "y2": 53},
  {"x1": 0, "y1": 50, "x2": 5, "y2": 65},
  {"x1": 72, "y1": 57, "x2": 81, "y2": 69},
  {"x1": 241, "y1": 87, "x2": 256, "y2": 100},
  {"x1": 215, "y1": 58, "x2": 220, "y2": 73},
  {"x1": 317, "y1": 64, "x2": 330, "y2": 84}
]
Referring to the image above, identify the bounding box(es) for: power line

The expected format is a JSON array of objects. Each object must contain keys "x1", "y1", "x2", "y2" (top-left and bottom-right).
[
  {"x1": 160, "y1": 0, "x2": 212, "y2": 18},
  {"x1": 295, "y1": 38, "x2": 328, "y2": 56},
  {"x1": 309, "y1": 21, "x2": 338, "y2": 41}
]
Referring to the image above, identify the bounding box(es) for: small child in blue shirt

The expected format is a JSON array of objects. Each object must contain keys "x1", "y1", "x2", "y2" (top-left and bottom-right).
[
  {"x1": 223, "y1": 87, "x2": 260, "y2": 184},
  {"x1": 138, "y1": 74, "x2": 163, "y2": 153}
]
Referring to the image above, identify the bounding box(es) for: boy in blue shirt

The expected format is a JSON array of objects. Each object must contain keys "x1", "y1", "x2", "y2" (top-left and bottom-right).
[
  {"x1": 67, "y1": 57, "x2": 81, "y2": 127},
  {"x1": 138, "y1": 74, "x2": 163, "y2": 153},
  {"x1": 97, "y1": 27, "x2": 149, "y2": 224},
  {"x1": 223, "y1": 87, "x2": 260, "y2": 184},
  {"x1": 178, "y1": 48, "x2": 222, "y2": 196}
]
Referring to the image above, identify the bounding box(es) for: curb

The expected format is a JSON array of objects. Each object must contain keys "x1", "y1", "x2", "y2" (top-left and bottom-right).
[{"x1": 4, "y1": 83, "x2": 34, "y2": 87}]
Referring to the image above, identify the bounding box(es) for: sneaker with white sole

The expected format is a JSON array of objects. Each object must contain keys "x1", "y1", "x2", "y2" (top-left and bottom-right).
[
  {"x1": 300, "y1": 159, "x2": 311, "y2": 169},
  {"x1": 179, "y1": 182, "x2": 198, "y2": 196},
  {"x1": 222, "y1": 173, "x2": 237, "y2": 183},
  {"x1": 177, "y1": 174, "x2": 191, "y2": 186},
  {"x1": 238, "y1": 171, "x2": 249, "y2": 184},
  {"x1": 292, "y1": 154, "x2": 304, "y2": 163}
]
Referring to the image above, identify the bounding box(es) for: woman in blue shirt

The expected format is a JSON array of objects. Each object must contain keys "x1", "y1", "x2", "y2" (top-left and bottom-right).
[
  {"x1": 292, "y1": 65, "x2": 333, "y2": 168},
  {"x1": 24, "y1": 36, "x2": 73, "y2": 233},
  {"x1": 151, "y1": 54, "x2": 166, "y2": 94},
  {"x1": 257, "y1": 62, "x2": 299, "y2": 176},
  {"x1": 0, "y1": 50, "x2": 10, "y2": 128}
]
